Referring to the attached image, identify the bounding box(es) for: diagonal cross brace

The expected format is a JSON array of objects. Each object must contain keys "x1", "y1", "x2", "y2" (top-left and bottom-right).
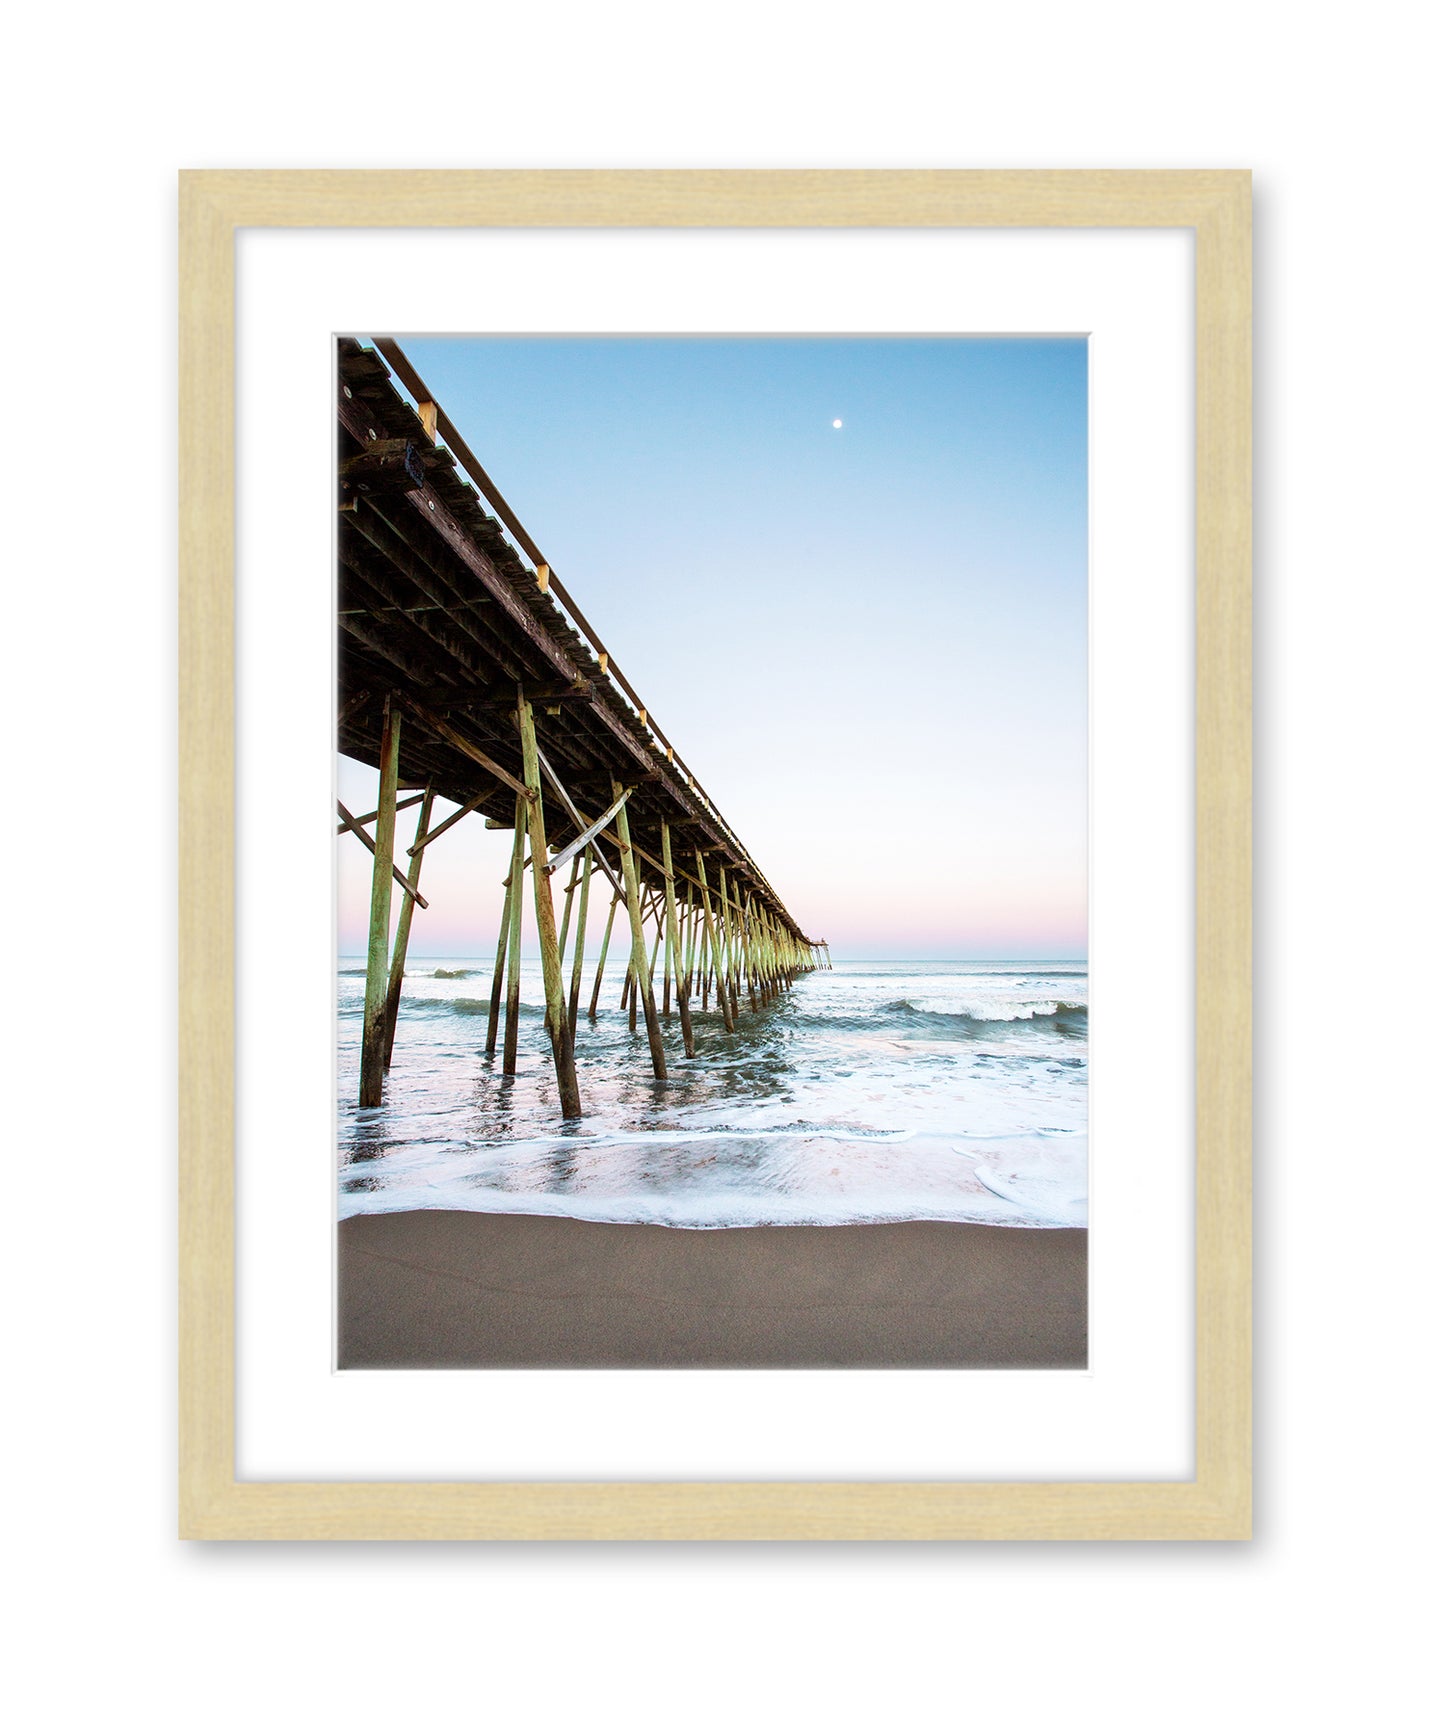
[
  {"x1": 337, "y1": 801, "x2": 429, "y2": 908},
  {"x1": 547, "y1": 785, "x2": 633, "y2": 879}
]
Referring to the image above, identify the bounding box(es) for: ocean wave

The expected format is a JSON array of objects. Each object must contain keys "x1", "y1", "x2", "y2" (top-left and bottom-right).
[
  {"x1": 879, "y1": 996, "x2": 1085, "y2": 1019},
  {"x1": 338, "y1": 962, "x2": 1088, "y2": 1231},
  {"x1": 808, "y1": 999, "x2": 1087, "y2": 1037}
]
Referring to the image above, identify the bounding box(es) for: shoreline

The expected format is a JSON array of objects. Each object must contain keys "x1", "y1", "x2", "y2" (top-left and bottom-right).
[{"x1": 338, "y1": 1209, "x2": 1087, "y2": 1369}]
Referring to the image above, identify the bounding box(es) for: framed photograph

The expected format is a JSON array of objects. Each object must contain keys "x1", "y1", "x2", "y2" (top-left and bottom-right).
[{"x1": 180, "y1": 170, "x2": 1250, "y2": 1539}]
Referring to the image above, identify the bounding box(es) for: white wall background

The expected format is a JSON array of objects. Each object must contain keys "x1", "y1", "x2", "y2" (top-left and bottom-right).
[{"x1": 4, "y1": 4, "x2": 1438, "y2": 1730}]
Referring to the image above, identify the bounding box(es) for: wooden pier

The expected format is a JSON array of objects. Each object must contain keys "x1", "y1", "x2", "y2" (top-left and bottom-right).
[{"x1": 337, "y1": 338, "x2": 826, "y2": 1115}]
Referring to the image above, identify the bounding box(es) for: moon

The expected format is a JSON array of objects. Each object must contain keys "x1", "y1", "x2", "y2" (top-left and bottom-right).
[{"x1": 831, "y1": 418, "x2": 843, "y2": 429}]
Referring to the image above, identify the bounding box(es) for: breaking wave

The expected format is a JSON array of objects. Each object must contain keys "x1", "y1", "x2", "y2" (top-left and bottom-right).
[{"x1": 817, "y1": 998, "x2": 1087, "y2": 1038}]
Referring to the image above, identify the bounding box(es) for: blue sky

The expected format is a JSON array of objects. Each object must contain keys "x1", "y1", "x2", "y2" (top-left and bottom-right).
[{"x1": 338, "y1": 335, "x2": 1087, "y2": 959}]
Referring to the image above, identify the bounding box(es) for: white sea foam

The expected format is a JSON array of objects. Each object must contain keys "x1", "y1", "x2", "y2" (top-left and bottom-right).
[{"x1": 338, "y1": 958, "x2": 1088, "y2": 1229}]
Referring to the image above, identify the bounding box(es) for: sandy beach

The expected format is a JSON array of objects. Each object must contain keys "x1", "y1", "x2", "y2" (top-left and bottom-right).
[{"x1": 338, "y1": 1210, "x2": 1087, "y2": 1368}]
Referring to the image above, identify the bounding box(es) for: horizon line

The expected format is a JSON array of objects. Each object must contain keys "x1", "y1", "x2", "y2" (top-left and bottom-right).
[{"x1": 336, "y1": 952, "x2": 1089, "y2": 964}]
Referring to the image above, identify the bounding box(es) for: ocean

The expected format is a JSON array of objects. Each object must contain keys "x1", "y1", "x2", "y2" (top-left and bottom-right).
[{"x1": 337, "y1": 958, "x2": 1087, "y2": 1230}]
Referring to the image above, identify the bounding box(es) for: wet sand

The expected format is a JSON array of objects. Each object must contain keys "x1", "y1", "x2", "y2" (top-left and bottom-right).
[{"x1": 338, "y1": 1210, "x2": 1087, "y2": 1368}]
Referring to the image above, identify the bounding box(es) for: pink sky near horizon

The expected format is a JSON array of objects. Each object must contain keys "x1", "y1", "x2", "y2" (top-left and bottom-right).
[{"x1": 337, "y1": 753, "x2": 1086, "y2": 960}]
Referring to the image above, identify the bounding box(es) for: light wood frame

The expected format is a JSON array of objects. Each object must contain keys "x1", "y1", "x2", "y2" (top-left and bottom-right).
[{"x1": 180, "y1": 170, "x2": 1250, "y2": 1540}]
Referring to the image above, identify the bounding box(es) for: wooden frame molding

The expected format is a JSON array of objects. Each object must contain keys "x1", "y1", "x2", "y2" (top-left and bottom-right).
[{"x1": 179, "y1": 169, "x2": 1251, "y2": 1541}]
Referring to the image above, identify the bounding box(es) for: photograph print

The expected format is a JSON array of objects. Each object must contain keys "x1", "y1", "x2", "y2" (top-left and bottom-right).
[{"x1": 335, "y1": 332, "x2": 1088, "y2": 1369}]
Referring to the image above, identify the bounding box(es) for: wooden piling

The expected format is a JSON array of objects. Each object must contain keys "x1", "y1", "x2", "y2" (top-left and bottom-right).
[
  {"x1": 756, "y1": 908, "x2": 777, "y2": 1005},
  {"x1": 359, "y1": 695, "x2": 401, "y2": 1107},
  {"x1": 718, "y1": 866, "x2": 741, "y2": 1025},
  {"x1": 741, "y1": 893, "x2": 759, "y2": 1012},
  {"x1": 566, "y1": 846, "x2": 592, "y2": 1040},
  {"x1": 614, "y1": 780, "x2": 666, "y2": 1078},
  {"x1": 382, "y1": 785, "x2": 435, "y2": 1069},
  {"x1": 694, "y1": 850, "x2": 734, "y2": 1034},
  {"x1": 486, "y1": 797, "x2": 524, "y2": 1058},
  {"x1": 589, "y1": 893, "x2": 621, "y2": 1019},
  {"x1": 517, "y1": 697, "x2": 582, "y2": 1118},
  {"x1": 754, "y1": 904, "x2": 770, "y2": 1003},
  {"x1": 661, "y1": 821, "x2": 695, "y2": 1058},
  {"x1": 484, "y1": 866, "x2": 511, "y2": 1059},
  {"x1": 556, "y1": 851, "x2": 582, "y2": 962},
  {"x1": 501, "y1": 790, "x2": 527, "y2": 1077},
  {"x1": 682, "y1": 889, "x2": 697, "y2": 998}
]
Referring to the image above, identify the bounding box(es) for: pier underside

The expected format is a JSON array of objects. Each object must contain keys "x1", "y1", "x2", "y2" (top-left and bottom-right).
[{"x1": 337, "y1": 338, "x2": 825, "y2": 1114}]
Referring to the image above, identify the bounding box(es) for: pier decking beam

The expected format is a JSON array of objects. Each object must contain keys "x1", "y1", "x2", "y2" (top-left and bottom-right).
[
  {"x1": 341, "y1": 522, "x2": 508, "y2": 689},
  {"x1": 359, "y1": 696, "x2": 401, "y2": 1107},
  {"x1": 399, "y1": 694, "x2": 529, "y2": 801},
  {"x1": 338, "y1": 688, "x2": 370, "y2": 729}
]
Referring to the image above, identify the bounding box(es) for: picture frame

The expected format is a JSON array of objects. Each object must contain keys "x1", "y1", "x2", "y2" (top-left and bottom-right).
[{"x1": 180, "y1": 169, "x2": 1250, "y2": 1540}]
